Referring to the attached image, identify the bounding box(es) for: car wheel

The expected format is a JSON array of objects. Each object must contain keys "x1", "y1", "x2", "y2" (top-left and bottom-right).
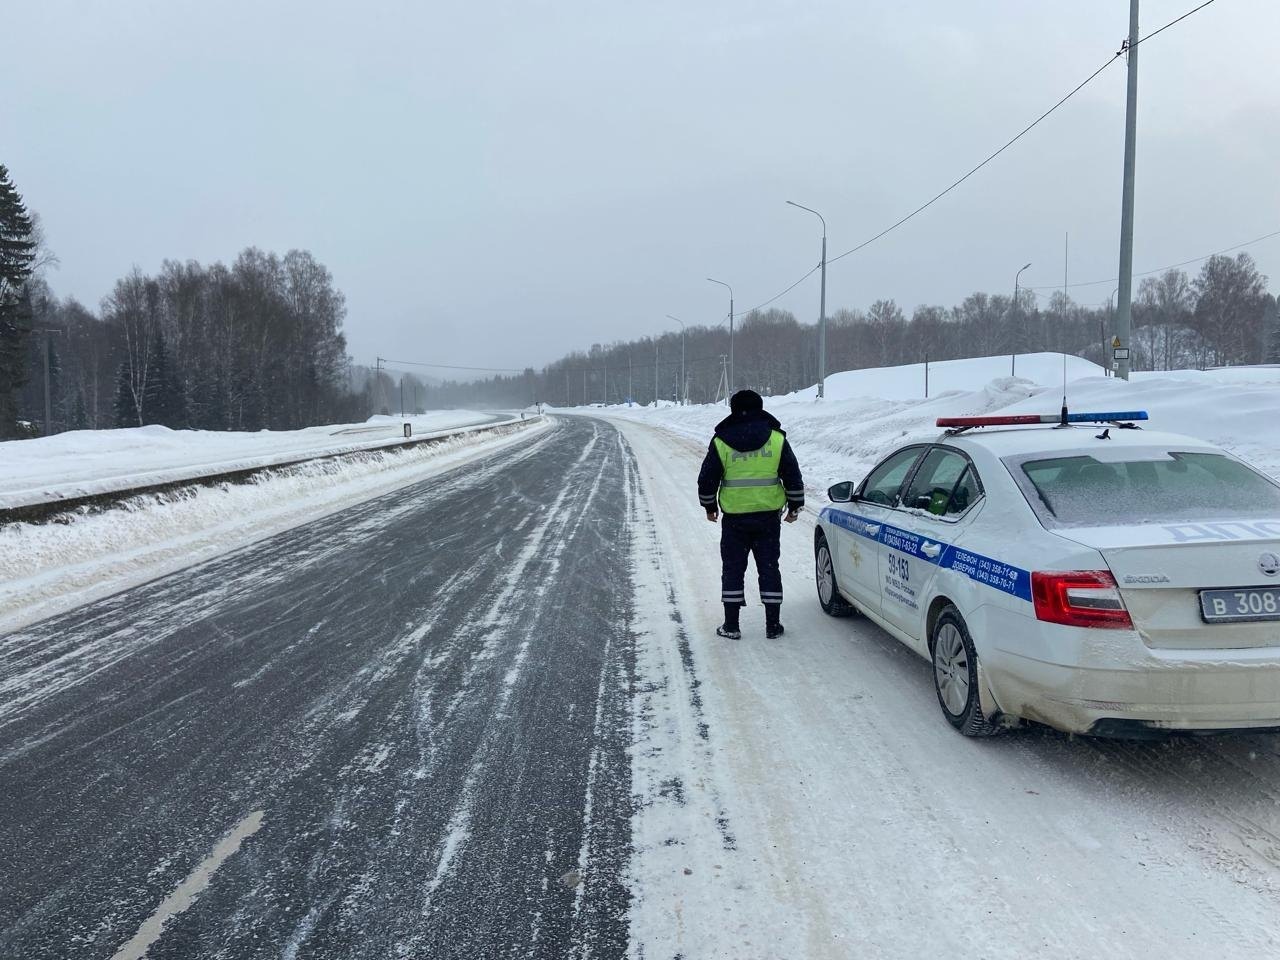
[
  {"x1": 931, "y1": 606, "x2": 1001, "y2": 737},
  {"x1": 815, "y1": 532, "x2": 854, "y2": 617}
]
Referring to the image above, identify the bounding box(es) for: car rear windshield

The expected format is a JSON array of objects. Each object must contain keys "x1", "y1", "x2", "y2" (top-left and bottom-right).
[{"x1": 1014, "y1": 452, "x2": 1280, "y2": 526}]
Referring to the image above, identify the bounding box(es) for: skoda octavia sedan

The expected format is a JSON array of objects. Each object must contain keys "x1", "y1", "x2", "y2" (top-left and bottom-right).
[{"x1": 815, "y1": 410, "x2": 1280, "y2": 737}]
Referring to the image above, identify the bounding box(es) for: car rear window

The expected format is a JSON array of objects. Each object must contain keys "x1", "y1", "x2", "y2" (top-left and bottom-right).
[{"x1": 1014, "y1": 452, "x2": 1280, "y2": 526}]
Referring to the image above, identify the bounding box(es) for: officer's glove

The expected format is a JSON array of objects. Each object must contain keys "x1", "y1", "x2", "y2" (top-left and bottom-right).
[
  {"x1": 784, "y1": 508, "x2": 801, "y2": 524},
  {"x1": 706, "y1": 508, "x2": 719, "y2": 523}
]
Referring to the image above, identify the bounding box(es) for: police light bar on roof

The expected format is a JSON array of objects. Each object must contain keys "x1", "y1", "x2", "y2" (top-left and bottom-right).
[{"x1": 935, "y1": 411, "x2": 1149, "y2": 429}]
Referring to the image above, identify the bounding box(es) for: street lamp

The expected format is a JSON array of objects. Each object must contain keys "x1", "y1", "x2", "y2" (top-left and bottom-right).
[
  {"x1": 1012, "y1": 262, "x2": 1032, "y2": 376},
  {"x1": 707, "y1": 277, "x2": 734, "y2": 401},
  {"x1": 666, "y1": 315, "x2": 686, "y2": 405},
  {"x1": 787, "y1": 201, "x2": 828, "y2": 399}
]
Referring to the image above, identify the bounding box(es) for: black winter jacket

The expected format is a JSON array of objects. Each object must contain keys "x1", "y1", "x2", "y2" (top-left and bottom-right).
[{"x1": 697, "y1": 409, "x2": 805, "y2": 514}]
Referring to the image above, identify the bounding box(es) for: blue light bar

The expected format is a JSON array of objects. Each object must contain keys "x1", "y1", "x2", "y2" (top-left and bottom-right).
[{"x1": 1063, "y1": 411, "x2": 1149, "y2": 423}]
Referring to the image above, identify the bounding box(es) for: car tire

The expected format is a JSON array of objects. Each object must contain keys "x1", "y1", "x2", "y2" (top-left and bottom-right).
[
  {"x1": 931, "y1": 606, "x2": 1001, "y2": 737},
  {"x1": 815, "y1": 532, "x2": 855, "y2": 617}
]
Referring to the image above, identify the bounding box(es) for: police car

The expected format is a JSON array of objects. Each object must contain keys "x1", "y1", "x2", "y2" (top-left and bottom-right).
[{"x1": 815, "y1": 409, "x2": 1280, "y2": 737}]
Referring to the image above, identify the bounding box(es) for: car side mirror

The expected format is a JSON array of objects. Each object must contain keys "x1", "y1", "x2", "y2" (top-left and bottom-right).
[{"x1": 827, "y1": 481, "x2": 855, "y2": 503}]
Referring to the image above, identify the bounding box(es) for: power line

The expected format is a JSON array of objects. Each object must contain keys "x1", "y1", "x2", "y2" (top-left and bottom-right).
[
  {"x1": 1028, "y1": 227, "x2": 1280, "y2": 292},
  {"x1": 733, "y1": 264, "x2": 821, "y2": 318},
  {"x1": 733, "y1": 0, "x2": 1221, "y2": 304},
  {"x1": 382, "y1": 358, "x2": 529, "y2": 374}
]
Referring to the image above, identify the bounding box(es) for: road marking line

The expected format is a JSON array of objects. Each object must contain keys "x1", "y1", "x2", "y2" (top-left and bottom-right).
[{"x1": 111, "y1": 810, "x2": 265, "y2": 960}]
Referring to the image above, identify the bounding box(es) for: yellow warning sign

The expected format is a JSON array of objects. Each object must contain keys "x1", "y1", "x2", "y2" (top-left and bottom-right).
[{"x1": 1111, "y1": 336, "x2": 1122, "y2": 348}]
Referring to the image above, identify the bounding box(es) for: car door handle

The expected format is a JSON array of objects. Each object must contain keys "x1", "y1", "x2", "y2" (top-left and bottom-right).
[{"x1": 921, "y1": 542, "x2": 942, "y2": 558}]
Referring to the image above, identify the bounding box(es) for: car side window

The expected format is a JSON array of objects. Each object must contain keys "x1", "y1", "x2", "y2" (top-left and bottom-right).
[
  {"x1": 860, "y1": 448, "x2": 924, "y2": 507},
  {"x1": 945, "y1": 465, "x2": 983, "y2": 516},
  {"x1": 902, "y1": 448, "x2": 983, "y2": 517}
]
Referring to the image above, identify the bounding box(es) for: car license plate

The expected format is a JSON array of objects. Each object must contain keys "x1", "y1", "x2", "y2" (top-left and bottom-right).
[{"x1": 1200, "y1": 587, "x2": 1280, "y2": 623}]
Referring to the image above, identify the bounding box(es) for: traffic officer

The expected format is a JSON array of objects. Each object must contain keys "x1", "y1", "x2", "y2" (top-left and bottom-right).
[{"x1": 697, "y1": 389, "x2": 804, "y2": 639}]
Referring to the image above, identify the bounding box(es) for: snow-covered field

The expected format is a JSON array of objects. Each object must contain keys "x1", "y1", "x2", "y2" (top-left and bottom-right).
[
  {"x1": 583, "y1": 353, "x2": 1280, "y2": 493},
  {"x1": 0, "y1": 410, "x2": 506, "y2": 509}
]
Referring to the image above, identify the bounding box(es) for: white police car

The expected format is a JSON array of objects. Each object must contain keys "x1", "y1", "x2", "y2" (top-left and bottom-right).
[{"x1": 815, "y1": 409, "x2": 1280, "y2": 737}]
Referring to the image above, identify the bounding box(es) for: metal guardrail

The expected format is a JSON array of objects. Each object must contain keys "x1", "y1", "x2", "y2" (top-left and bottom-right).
[{"x1": 0, "y1": 415, "x2": 544, "y2": 526}]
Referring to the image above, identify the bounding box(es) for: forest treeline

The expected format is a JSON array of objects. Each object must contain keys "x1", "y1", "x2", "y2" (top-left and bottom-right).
[
  {"x1": 2, "y1": 160, "x2": 1277, "y2": 436},
  {"x1": 419, "y1": 253, "x2": 1279, "y2": 409},
  {"x1": 1, "y1": 166, "x2": 363, "y2": 438}
]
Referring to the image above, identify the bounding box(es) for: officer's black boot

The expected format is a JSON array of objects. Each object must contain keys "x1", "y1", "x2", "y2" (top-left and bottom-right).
[
  {"x1": 716, "y1": 604, "x2": 742, "y2": 640},
  {"x1": 765, "y1": 603, "x2": 784, "y2": 639}
]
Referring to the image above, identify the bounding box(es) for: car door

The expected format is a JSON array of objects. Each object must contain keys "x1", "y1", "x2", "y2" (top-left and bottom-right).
[
  {"x1": 878, "y1": 446, "x2": 985, "y2": 642},
  {"x1": 831, "y1": 446, "x2": 927, "y2": 616}
]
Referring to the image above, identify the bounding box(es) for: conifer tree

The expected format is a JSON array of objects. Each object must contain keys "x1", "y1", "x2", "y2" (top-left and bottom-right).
[
  {"x1": 143, "y1": 328, "x2": 188, "y2": 427},
  {"x1": 0, "y1": 165, "x2": 36, "y2": 437}
]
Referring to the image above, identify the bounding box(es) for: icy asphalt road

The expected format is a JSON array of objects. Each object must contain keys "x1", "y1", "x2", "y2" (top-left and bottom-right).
[
  {"x1": 0, "y1": 417, "x2": 634, "y2": 959},
  {"x1": 5, "y1": 414, "x2": 1280, "y2": 960}
]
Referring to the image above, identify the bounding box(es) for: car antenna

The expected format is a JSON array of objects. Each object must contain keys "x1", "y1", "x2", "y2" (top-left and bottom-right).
[{"x1": 1057, "y1": 352, "x2": 1069, "y2": 428}]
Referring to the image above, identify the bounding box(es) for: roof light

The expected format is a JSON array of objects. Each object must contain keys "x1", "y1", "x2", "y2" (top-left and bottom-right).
[{"x1": 936, "y1": 411, "x2": 1148, "y2": 429}]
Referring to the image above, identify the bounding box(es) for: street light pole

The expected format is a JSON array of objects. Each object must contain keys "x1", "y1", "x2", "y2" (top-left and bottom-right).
[
  {"x1": 707, "y1": 278, "x2": 734, "y2": 401},
  {"x1": 787, "y1": 201, "x2": 828, "y2": 399},
  {"x1": 666, "y1": 315, "x2": 686, "y2": 405},
  {"x1": 1114, "y1": 0, "x2": 1140, "y2": 381},
  {"x1": 654, "y1": 337, "x2": 659, "y2": 407},
  {"x1": 1013, "y1": 262, "x2": 1032, "y2": 376}
]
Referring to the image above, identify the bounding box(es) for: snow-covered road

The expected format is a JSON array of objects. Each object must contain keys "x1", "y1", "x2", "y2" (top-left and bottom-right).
[{"x1": 2, "y1": 414, "x2": 1280, "y2": 959}]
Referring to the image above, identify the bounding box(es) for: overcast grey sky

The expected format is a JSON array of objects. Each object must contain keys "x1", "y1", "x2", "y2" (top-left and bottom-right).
[{"x1": 5, "y1": 0, "x2": 1277, "y2": 374}]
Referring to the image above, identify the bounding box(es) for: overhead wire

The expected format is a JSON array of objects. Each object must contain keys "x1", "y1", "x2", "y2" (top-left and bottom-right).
[
  {"x1": 730, "y1": 0, "x2": 1221, "y2": 313},
  {"x1": 1027, "y1": 227, "x2": 1280, "y2": 292}
]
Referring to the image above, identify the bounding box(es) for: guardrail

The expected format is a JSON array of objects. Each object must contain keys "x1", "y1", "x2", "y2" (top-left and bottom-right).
[{"x1": 0, "y1": 415, "x2": 545, "y2": 526}]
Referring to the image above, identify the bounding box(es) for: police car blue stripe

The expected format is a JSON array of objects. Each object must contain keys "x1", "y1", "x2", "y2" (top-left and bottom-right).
[{"x1": 820, "y1": 507, "x2": 1032, "y2": 602}]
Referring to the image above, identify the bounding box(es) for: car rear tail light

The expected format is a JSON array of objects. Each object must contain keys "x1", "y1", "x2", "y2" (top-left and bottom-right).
[{"x1": 1031, "y1": 571, "x2": 1134, "y2": 629}]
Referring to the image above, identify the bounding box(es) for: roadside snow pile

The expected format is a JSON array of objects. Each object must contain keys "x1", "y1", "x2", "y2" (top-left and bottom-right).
[
  {"x1": 590, "y1": 353, "x2": 1280, "y2": 493},
  {"x1": 0, "y1": 410, "x2": 502, "y2": 509},
  {"x1": 0, "y1": 419, "x2": 550, "y2": 633}
]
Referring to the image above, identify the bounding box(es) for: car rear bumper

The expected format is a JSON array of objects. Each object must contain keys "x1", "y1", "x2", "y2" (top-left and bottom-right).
[{"x1": 980, "y1": 610, "x2": 1280, "y2": 735}]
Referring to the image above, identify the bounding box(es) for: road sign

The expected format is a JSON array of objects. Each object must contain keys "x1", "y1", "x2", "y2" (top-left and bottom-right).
[
  {"x1": 1111, "y1": 335, "x2": 1122, "y2": 349},
  {"x1": 1113, "y1": 348, "x2": 1130, "y2": 361}
]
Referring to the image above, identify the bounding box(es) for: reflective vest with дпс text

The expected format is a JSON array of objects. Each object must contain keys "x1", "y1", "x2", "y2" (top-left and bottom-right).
[{"x1": 714, "y1": 431, "x2": 786, "y2": 513}]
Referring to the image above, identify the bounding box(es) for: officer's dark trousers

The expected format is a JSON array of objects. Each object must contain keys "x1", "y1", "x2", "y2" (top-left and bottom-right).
[{"x1": 720, "y1": 511, "x2": 783, "y2": 608}]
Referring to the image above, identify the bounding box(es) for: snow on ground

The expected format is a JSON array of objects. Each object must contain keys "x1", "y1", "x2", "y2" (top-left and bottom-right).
[
  {"x1": 0, "y1": 410, "x2": 505, "y2": 509},
  {"x1": 618, "y1": 416, "x2": 1280, "y2": 959},
  {"x1": 0, "y1": 419, "x2": 550, "y2": 634},
  {"x1": 586, "y1": 353, "x2": 1280, "y2": 493}
]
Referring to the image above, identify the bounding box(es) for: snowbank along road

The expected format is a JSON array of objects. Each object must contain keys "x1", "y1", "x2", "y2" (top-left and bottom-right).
[{"x1": 4, "y1": 414, "x2": 1280, "y2": 959}]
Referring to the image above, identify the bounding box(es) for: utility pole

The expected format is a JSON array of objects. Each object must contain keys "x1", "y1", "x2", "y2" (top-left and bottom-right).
[
  {"x1": 708, "y1": 278, "x2": 734, "y2": 401},
  {"x1": 715, "y1": 354, "x2": 729, "y2": 405},
  {"x1": 628, "y1": 355, "x2": 633, "y2": 405},
  {"x1": 374, "y1": 357, "x2": 386, "y2": 415},
  {"x1": 667, "y1": 316, "x2": 686, "y2": 405},
  {"x1": 399, "y1": 377, "x2": 405, "y2": 417},
  {"x1": 654, "y1": 338, "x2": 660, "y2": 407},
  {"x1": 1114, "y1": 0, "x2": 1140, "y2": 380},
  {"x1": 787, "y1": 201, "x2": 828, "y2": 399}
]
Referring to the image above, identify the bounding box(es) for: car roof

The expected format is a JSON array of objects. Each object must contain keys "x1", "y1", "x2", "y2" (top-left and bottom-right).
[{"x1": 939, "y1": 426, "x2": 1221, "y2": 459}]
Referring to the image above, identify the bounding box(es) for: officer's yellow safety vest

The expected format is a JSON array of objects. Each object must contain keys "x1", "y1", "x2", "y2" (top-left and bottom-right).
[{"x1": 714, "y1": 431, "x2": 786, "y2": 513}]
